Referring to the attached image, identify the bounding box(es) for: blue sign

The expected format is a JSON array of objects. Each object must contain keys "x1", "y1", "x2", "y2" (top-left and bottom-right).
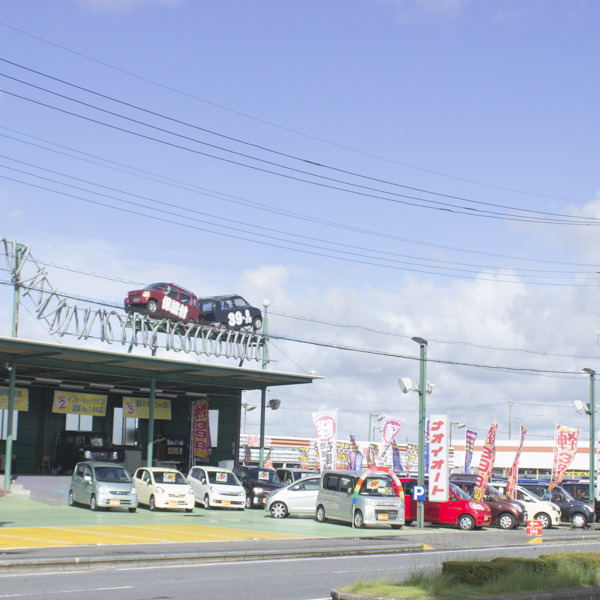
[{"x1": 413, "y1": 485, "x2": 426, "y2": 501}]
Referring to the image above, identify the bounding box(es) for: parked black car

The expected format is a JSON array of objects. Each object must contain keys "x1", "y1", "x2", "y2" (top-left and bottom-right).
[
  {"x1": 233, "y1": 466, "x2": 283, "y2": 509},
  {"x1": 521, "y1": 480, "x2": 595, "y2": 527},
  {"x1": 197, "y1": 295, "x2": 262, "y2": 330},
  {"x1": 53, "y1": 430, "x2": 125, "y2": 475}
]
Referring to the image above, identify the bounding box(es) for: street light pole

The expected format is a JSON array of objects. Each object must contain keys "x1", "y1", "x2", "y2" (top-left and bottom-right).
[
  {"x1": 412, "y1": 336, "x2": 428, "y2": 530},
  {"x1": 258, "y1": 299, "x2": 270, "y2": 468},
  {"x1": 583, "y1": 368, "x2": 596, "y2": 506}
]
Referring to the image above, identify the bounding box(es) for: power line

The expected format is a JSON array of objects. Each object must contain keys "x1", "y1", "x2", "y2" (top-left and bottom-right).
[
  {"x1": 4, "y1": 171, "x2": 600, "y2": 287},
  {"x1": 2, "y1": 156, "x2": 598, "y2": 282},
  {"x1": 4, "y1": 125, "x2": 600, "y2": 270},
  {"x1": 0, "y1": 21, "x2": 588, "y2": 206},
  {"x1": 2, "y1": 57, "x2": 596, "y2": 224},
  {"x1": 1, "y1": 67, "x2": 599, "y2": 226}
]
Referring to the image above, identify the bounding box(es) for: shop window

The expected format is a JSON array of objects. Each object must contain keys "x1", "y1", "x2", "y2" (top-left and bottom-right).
[
  {"x1": 0, "y1": 410, "x2": 18, "y2": 440},
  {"x1": 112, "y1": 407, "x2": 138, "y2": 446},
  {"x1": 65, "y1": 414, "x2": 93, "y2": 431}
]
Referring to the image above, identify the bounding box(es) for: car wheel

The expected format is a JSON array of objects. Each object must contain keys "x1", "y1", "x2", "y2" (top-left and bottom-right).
[
  {"x1": 457, "y1": 514, "x2": 476, "y2": 531},
  {"x1": 316, "y1": 505, "x2": 327, "y2": 523},
  {"x1": 252, "y1": 316, "x2": 263, "y2": 331},
  {"x1": 534, "y1": 512, "x2": 551, "y2": 529},
  {"x1": 68, "y1": 490, "x2": 76, "y2": 507},
  {"x1": 498, "y1": 513, "x2": 516, "y2": 530},
  {"x1": 245, "y1": 495, "x2": 252, "y2": 509},
  {"x1": 571, "y1": 513, "x2": 587, "y2": 528},
  {"x1": 147, "y1": 299, "x2": 158, "y2": 314},
  {"x1": 90, "y1": 494, "x2": 98, "y2": 511},
  {"x1": 270, "y1": 501, "x2": 288, "y2": 519},
  {"x1": 149, "y1": 495, "x2": 156, "y2": 511},
  {"x1": 128, "y1": 507, "x2": 137, "y2": 513},
  {"x1": 353, "y1": 510, "x2": 364, "y2": 529},
  {"x1": 203, "y1": 494, "x2": 210, "y2": 509}
]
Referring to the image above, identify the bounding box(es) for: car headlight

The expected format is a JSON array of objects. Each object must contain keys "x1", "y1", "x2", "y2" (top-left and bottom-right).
[
  {"x1": 97, "y1": 485, "x2": 107, "y2": 494},
  {"x1": 142, "y1": 291, "x2": 150, "y2": 297},
  {"x1": 469, "y1": 502, "x2": 486, "y2": 511},
  {"x1": 84, "y1": 450, "x2": 91, "y2": 459},
  {"x1": 515, "y1": 504, "x2": 524, "y2": 512},
  {"x1": 187, "y1": 488, "x2": 194, "y2": 495},
  {"x1": 253, "y1": 487, "x2": 264, "y2": 494},
  {"x1": 156, "y1": 486, "x2": 165, "y2": 494},
  {"x1": 112, "y1": 451, "x2": 118, "y2": 460},
  {"x1": 130, "y1": 488, "x2": 137, "y2": 496}
]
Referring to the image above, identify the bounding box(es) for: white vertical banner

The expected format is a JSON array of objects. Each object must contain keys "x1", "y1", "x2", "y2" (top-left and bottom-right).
[
  {"x1": 428, "y1": 414, "x2": 449, "y2": 502},
  {"x1": 377, "y1": 415, "x2": 404, "y2": 467},
  {"x1": 312, "y1": 410, "x2": 338, "y2": 472}
]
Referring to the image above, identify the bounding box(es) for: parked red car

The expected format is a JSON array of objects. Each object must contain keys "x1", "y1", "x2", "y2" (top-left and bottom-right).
[
  {"x1": 400, "y1": 478, "x2": 491, "y2": 530},
  {"x1": 124, "y1": 283, "x2": 200, "y2": 323}
]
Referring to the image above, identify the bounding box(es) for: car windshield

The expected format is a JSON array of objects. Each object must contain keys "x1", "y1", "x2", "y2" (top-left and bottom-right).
[
  {"x1": 250, "y1": 469, "x2": 282, "y2": 485},
  {"x1": 450, "y1": 483, "x2": 470, "y2": 500},
  {"x1": 84, "y1": 433, "x2": 112, "y2": 447},
  {"x1": 208, "y1": 471, "x2": 239, "y2": 485},
  {"x1": 95, "y1": 467, "x2": 131, "y2": 483},
  {"x1": 521, "y1": 484, "x2": 547, "y2": 500},
  {"x1": 359, "y1": 476, "x2": 395, "y2": 496},
  {"x1": 153, "y1": 471, "x2": 187, "y2": 485},
  {"x1": 146, "y1": 282, "x2": 167, "y2": 290}
]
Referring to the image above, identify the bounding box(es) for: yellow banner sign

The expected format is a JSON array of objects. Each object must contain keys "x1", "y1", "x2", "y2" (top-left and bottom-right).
[
  {"x1": 123, "y1": 397, "x2": 172, "y2": 420},
  {"x1": 53, "y1": 391, "x2": 107, "y2": 416},
  {"x1": 0, "y1": 387, "x2": 29, "y2": 411}
]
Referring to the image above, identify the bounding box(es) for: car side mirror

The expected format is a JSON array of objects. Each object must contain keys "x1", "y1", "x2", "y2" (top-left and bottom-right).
[
  {"x1": 201, "y1": 477, "x2": 206, "y2": 484},
  {"x1": 83, "y1": 474, "x2": 92, "y2": 483}
]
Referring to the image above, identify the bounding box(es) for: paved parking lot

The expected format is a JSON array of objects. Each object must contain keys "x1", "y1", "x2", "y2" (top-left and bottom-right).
[{"x1": 1, "y1": 476, "x2": 594, "y2": 552}]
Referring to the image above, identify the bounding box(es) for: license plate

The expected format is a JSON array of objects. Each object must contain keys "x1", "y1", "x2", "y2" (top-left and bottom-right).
[
  {"x1": 109, "y1": 499, "x2": 120, "y2": 506},
  {"x1": 223, "y1": 500, "x2": 230, "y2": 506},
  {"x1": 378, "y1": 514, "x2": 389, "y2": 521},
  {"x1": 168, "y1": 500, "x2": 178, "y2": 506}
]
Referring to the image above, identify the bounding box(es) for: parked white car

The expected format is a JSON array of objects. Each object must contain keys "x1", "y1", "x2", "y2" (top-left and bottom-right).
[
  {"x1": 133, "y1": 467, "x2": 195, "y2": 512},
  {"x1": 265, "y1": 475, "x2": 321, "y2": 518},
  {"x1": 492, "y1": 482, "x2": 561, "y2": 528},
  {"x1": 187, "y1": 466, "x2": 246, "y2": 509}
]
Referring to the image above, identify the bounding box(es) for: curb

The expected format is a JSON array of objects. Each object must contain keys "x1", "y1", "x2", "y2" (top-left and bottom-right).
[
  {"x1": 331, "y1": 585, "x2": 600, "y2": 599},
  {"x1": 0, "y1": 542, "x2": 425, "y2": 573}
]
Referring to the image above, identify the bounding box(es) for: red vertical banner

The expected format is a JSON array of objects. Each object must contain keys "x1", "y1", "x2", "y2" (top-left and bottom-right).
[
  {"x1": 549, "y1": 424, "x2": 580, "y2": 490},
  {"x1": 474, "y1": 420, "x2": 498, "y2": 502},
  {"x1": 191, "y1": 399, "x2": 211, "y2": 462},
  {"x1": 506, "y1": 425, "x2": 527, "y2": 500}
]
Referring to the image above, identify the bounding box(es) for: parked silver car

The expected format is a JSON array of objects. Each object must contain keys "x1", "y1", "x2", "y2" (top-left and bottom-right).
[
  {"x1": 265, "y1": 475, "x2": 321, "y2": 518},
  {"x1": 68, "y1": 461, "x2": 138, "y2": 512}
]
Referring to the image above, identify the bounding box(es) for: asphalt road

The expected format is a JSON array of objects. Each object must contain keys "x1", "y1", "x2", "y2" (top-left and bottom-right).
[{"x1": 2, "y1": 536, "x2": 600, "y2": 600}]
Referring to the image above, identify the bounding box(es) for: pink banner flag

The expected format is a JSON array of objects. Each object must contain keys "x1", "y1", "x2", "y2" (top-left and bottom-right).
[
  {"x1": 474, "y1": 420, "x2": 498, "y2": 502},
  {"x1": 506, "y1": 425, "x2": 527, "y2": 500},
  {"x1": 549, "y1": 424, "x2": 580, "y2": 490}
]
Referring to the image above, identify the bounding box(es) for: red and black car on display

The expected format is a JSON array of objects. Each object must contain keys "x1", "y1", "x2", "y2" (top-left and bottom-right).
[{"x1": 125, "y1": 284, "x2": 262, "y2": 330}]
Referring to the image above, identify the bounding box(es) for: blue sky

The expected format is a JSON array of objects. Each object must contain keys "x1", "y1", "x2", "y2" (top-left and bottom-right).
[{"x1": 1, "y1": 0, "x2": 599, "y2": 448}]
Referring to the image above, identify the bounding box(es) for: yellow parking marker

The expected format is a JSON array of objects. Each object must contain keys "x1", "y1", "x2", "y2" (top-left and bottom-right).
[
  {"x1": 527, "y1": 537, "x2": 543, "y2": 544},
  {"x1": 423, "y1": 544, "x2": 434, "y2": 550},
  {"x1": 0, "y1": 525, "x2": 306, "y2": 550}
]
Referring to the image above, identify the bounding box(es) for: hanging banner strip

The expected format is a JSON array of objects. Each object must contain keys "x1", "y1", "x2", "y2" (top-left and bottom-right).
[
  {"x1": 52, "y1": 390, "x2": 107, "y2": 416},
  {"x1": 0, "y1": 387, "x2": 29, "y2": 411},
  {"x1": 123, "y1": 397, "x2": 172, "y2": 420}
]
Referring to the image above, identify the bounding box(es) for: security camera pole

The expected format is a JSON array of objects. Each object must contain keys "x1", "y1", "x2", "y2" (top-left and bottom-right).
[{"x1": 412, "y1": 336, "x2": 428, "y2": 530}]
